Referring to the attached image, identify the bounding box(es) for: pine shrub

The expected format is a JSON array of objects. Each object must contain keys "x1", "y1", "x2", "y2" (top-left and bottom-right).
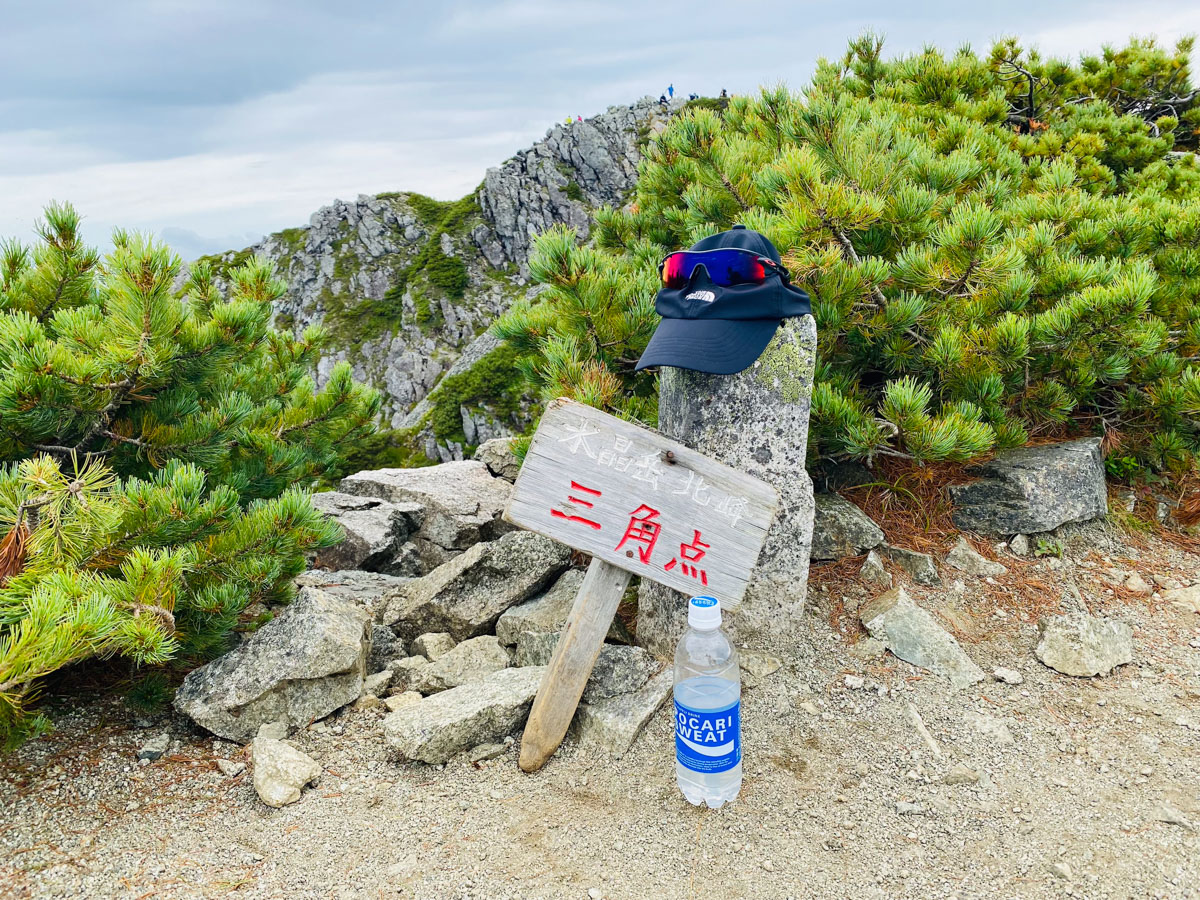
[
  {"x1": 496, "y1": 36, "x2": 1200, "y2": 472},
  {"x1": 0, "y1": 204, "x2": 381, "y2": 745}
]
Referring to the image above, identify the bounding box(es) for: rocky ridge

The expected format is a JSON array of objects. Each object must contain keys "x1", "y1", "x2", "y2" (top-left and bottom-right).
[{"x1": 202, "y1": 97, "x2": 683, "y2": 461}]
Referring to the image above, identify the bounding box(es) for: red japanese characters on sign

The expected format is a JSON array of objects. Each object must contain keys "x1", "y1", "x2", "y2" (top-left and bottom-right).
[{"x1": 504, "y1": 399, "x2": 779, "y2": 607}]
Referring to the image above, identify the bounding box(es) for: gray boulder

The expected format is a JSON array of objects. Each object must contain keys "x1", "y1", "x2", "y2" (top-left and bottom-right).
[
  {"x1": 516, "y1": 634, "x2": 658, "y2": 702},
  {"x1": 340, "y1": 460, "x2": 513, "y2": 551},
  {"x1": 379, "y1": 531, "x2": 571, "y2": 640},
  {"x1": 949, "y1": 438, "x2": 1107, "y2": 535},
  {"x1": 495, "y1": 569, "x2": 632, "y2": 646},
  {"x1": 474, "y1": 438, "x2": 521, "y2": 482},
  {"x1": 411, "y1": 635, "x2": 510, "y2": 694},
  {"x1": 309, "y1": 492, "x2": 421, "y2": 572},
  {"x1": 1035, "y1": 611, "x2": 1133, "y2": 677},
  {"x1": 810, "y1": 494, "x2": 885, "y2": 560},
  {"x1": 174, "y1": 588, "x2": 370, "y2": 743},
  {"x1": 573, "y1": 669, "x2": 673, "y2": 757},
  {"x1": 382, "y1": 666, "x2": 546, "y2": 764},
  {"x1": 638, "y1": 317, "x2": 817, "y2": 655},
  {"x1": 251, "y1": 738, "x2": 321, "y2": 808},
  {"x1": 945, "y1": 536, "x2": 1007, "y2": 577},
  {"x1": 859, "y1": 587, "x2": 984, "y2": 689}
]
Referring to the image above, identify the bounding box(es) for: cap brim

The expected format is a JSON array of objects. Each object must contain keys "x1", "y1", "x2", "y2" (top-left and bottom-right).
[{"x1": 635, "y1": 317, "x2": 780, "y2": 375}]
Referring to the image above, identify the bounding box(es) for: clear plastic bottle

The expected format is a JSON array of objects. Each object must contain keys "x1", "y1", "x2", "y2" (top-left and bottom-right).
[{"x1": 673, "y1": 595, "x2": 742, "y2": 808}]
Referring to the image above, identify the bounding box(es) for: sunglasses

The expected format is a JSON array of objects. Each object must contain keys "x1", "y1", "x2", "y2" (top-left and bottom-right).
[{"x1": 659, "y1": 248, "x2": 790, "y2": 290}]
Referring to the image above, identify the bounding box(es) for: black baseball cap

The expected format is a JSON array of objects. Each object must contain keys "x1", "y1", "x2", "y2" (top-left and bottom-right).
[{"x1": 635, "y1": 225, "x2": 811, "y2": 375}]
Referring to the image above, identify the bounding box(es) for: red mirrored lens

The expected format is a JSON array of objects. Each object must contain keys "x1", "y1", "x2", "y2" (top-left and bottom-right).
[{"x1": 661, "y1": 250, "x2": 767, "y2": 288}]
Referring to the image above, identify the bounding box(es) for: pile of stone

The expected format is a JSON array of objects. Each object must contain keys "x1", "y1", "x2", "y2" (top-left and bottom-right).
[
  {"x1": 175, "y1": 444, "x2": 673, "y2": 804},
  {"x1": 172, "y1": 433, "x2": 1131, "y2": 808}
]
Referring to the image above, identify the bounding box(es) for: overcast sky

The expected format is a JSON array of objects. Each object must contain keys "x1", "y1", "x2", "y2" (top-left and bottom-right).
[{"x1": 3, "y1": 1, "x2": 1198, "y2": 261}]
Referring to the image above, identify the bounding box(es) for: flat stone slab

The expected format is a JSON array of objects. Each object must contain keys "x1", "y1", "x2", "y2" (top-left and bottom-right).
[
  {"x1": 495, "y1": 569, "x2": 632, "y2": 646},
  {"x1": 309, "y1": 492, "x2": 420, "y2": 572},
  {"x1": 1035, "y1": 610, "x2": 1133, "y2": 677},
  {"x1": 949, "y1": 438, "x2": 1107, "y2": 536},
  {"x1": 175, "y1": 588, "x2": 370, "y2": 743},
  {"x1": 573, "y1": 669, "x2": 673, "y2": 757},
  {"x1": 859, "y1": 587, "x2": 984, "y2": 689},
  {"x1": 340, "y1": 460, "x2": 513, "y2": 550},
  {"x1": 379, "y1": 531, "x2": 571, "y2": 641},
  {"x1": 945, "y1": 537, "x2": 1007, "y2": 577},
  {"x1": 294, "y1": 570, "x2": 410, "y2": 617},
  {"x1": 411, "y1": 636, "x2": 510, "y2": 694},
  {"x1": 383, "y1": 666, "x2": 546, "y2": 764},
  {"x1": 810, "y1": 493, "x2": 884, "y2": 560}
]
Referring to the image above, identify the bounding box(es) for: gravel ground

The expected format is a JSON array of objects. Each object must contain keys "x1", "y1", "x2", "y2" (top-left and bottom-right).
[{"x1": 2, "y1": 521, "x2": 1198, "y2": 900}]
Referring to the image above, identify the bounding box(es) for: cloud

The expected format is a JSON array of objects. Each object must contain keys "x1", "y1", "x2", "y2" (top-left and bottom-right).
[{"x1": 4, "y1": 0, "x2": 1198, "y2": 259}]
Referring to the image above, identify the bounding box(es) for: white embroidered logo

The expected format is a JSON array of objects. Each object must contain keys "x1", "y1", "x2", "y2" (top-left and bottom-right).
[{"x1": 685, "y1": 290, "x2": 716, "y2": 303}]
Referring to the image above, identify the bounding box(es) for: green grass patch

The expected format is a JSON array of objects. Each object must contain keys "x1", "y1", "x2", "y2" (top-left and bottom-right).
[
  {"x1": 404, "y1": 192, "x2": 480, "y2": 235},
  {"x1": 425, "y1": 344, "x2": 527, "y2": 446},
  {"x1": 194, "y1": 247, "x2": 254, "y2": 281}
]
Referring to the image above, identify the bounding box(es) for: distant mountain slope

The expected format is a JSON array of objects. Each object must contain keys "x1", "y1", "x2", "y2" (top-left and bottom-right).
[{"x1": 201, "y1": 96, "x2": 681, "y2": 462}]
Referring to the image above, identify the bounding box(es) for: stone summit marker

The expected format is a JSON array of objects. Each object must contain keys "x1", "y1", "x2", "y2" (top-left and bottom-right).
[{"x1": 505, "y1": 397, "x2": 779, "y2": 771}]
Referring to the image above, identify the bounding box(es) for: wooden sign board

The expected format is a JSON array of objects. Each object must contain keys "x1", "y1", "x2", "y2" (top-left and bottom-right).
[{"x1": 504, "y1": 398, "x2": 779, "y2": 609}]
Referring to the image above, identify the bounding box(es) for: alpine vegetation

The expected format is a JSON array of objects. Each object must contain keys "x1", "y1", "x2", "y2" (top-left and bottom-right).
[
  {"x1": 497, "y1": 37, "x2": 1200, "y2": 472},
  {"x1": 0, "y1": 204, "x2": 381, "y2": 746}
]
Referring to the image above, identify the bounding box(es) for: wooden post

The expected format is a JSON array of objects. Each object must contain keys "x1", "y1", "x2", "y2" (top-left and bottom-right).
[{"x1": 518, "y1": 558, "x2": 631, "y2": 772}]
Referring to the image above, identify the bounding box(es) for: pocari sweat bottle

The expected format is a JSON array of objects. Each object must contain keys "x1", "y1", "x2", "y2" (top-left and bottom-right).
[{"x1": 674, "y1": 595, "x2": 741, "y2": 808}]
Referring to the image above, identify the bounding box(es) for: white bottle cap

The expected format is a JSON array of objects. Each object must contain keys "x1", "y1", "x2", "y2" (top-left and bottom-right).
[{"x1": 687, "y1": 595, "x2": 722, "y2": 630}]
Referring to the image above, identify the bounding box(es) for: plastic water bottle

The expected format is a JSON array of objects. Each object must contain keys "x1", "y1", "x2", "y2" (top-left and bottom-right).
[{"x1": 673, "y1": 595, "x2": 741, "y2": 808}]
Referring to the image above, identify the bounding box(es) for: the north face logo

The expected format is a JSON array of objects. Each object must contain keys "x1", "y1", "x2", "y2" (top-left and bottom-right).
[{"x1": 685, "y1": 290, "x2": 716, "y2": 303}]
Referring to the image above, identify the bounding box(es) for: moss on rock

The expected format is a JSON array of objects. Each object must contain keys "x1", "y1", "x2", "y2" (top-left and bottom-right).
[{"x1": 425, "y1": 344, "x2": 527, "y2": 446}]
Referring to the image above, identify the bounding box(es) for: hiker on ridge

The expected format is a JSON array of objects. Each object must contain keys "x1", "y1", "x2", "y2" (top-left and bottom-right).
[{"x1": 668, "y1": 83, "x2": 674, "y2": 98}]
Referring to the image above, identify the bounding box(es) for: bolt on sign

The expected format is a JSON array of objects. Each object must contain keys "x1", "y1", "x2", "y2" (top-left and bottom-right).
[{"x1": 506, "y1": 398, "x2": 779, "y2": 771}]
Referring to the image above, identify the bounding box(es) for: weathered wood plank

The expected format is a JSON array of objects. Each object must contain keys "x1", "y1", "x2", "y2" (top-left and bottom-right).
[
  {"x1": 518, "y1": 557, "x2": 632, "y2": 773},
  {"x1": 504, "y1": 398, "x2": 779, "y2": 609}
]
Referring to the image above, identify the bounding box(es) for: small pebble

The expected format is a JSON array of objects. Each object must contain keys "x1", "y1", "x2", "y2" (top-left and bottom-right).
[{"x1": 992, "y1": 667, "x2": 1024, "y2": 685}]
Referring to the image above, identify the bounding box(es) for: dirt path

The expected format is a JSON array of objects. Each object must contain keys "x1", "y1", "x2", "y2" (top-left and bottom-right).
[{"x1": 2, "y1": 523, "x2": 1198, "y2": 899}]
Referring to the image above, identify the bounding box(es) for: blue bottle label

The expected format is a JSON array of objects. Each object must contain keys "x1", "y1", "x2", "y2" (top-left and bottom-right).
[{"x1": 674, "y1": 698, "x2": 741, "y2": 774}]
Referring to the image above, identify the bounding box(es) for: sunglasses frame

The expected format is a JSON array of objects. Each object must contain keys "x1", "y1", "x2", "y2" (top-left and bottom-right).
[{"x1": 658, "y1": 247, "x2": 791, "y2": 289}]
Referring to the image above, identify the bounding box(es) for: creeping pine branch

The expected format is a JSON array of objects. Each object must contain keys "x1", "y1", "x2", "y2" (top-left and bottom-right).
[{"x1": 825, "y1": 218, "x2": 889, "y2": 309}]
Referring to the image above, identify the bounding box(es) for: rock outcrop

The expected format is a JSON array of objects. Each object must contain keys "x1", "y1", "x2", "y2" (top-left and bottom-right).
[
  {"x1": 478, "y1": 98, "x2": 673, "y2": 269},
  {"x1": 201, "y1": 98, "x2": 680, "y2": 460},
  {"x1": 336, "y1": 460, "x2": 513, "y2": 574}
]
